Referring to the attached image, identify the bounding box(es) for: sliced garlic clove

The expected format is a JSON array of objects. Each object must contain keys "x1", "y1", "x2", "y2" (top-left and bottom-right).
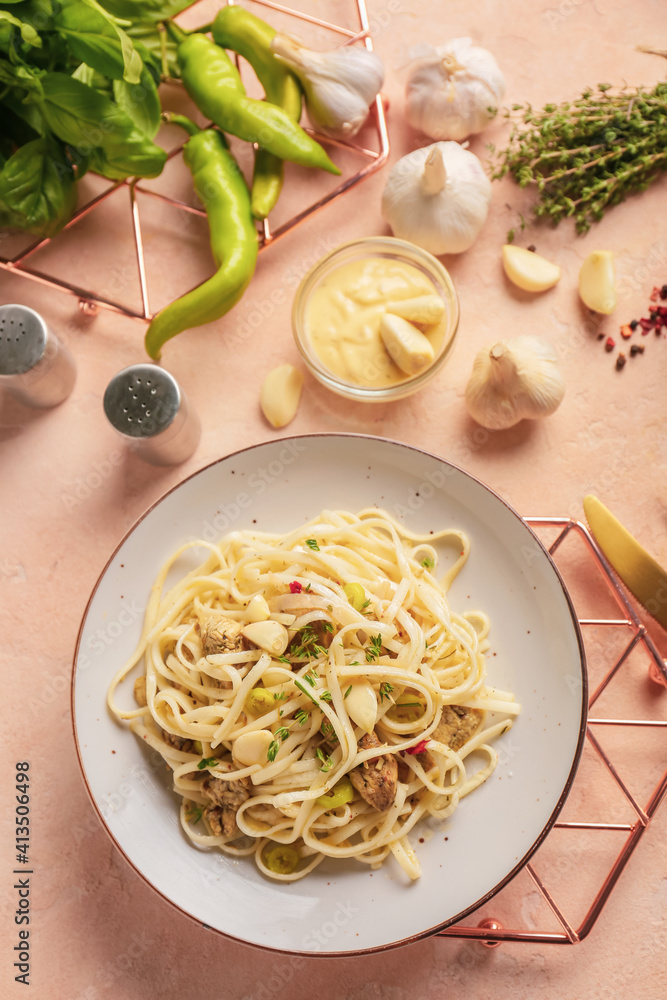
[
  {"x1": 579, "y1": 251, "x2": 616, "y2": 314},
  {"x1": 384, "y1": 295, "x2": 445, "y2": 325},
  {"x1": 242, "y1": 620, "x2": 289, "y2": 656},
  {"x1": 233, "y1": 730, "x2": 274, "y2": 766},
  {"x1": 345, "y1": 680, "x2": 378, "y2": 733},
  {"x1": 245, "y1": 594, "x2": 270, "y2": 623},
  {"x1": 260, "y1": 364, "x2": 304, "y2": 429},
  {"x1": 379, "y1": 314, "x2": 435, "y2": 375},
  {"x1": 501, "y1": 245, "x2": 561, "y2": 292},
  {"x1": 262, "y1": 663, "x2": 294, "y2": 686}
]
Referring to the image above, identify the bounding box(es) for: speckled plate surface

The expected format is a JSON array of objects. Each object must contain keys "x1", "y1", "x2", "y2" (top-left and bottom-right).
[{"x1": 72, "y1": 433, "x2": 587, "y2": 955}]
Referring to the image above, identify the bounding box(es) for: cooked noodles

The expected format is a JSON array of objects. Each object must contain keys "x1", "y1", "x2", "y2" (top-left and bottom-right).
[{"x1": 107, "y1": 508, "x2": 519, "y2": 881}]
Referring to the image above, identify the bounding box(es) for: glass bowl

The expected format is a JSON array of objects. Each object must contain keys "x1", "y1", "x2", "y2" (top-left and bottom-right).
[{"x1": 292, "y1": 236, "x2": 459, "y2": 402}]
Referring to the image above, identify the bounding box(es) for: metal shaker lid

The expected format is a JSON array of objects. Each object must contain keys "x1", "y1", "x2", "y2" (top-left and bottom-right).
[
  {"x1": 0, "y1": 304, "x2": 48, "y2": 375},
  {"x1": 103, "y1": 364, "x2": 180, "y2": 439}
]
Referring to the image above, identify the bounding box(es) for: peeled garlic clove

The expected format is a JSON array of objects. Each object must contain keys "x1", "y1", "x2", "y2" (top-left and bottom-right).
[
  {"x1": 345, "y1": 681, "x2": 378, "y2": 733},
  {"x1": 501, "y1": 245, "x2": 561, "y2": 292},
  {"x1": 233, "y1": 730, "x2": 274, "y2": 766},
  {"x1": 262, "y1": 663, "x2": 295, "y2": 686},
  {"x1": 379, "y1": 314, "x2": 435, "y2": 375},
  {"x1": 246, "y1": 594, "x2": 270, "y2": 623},
  {"x1": 579, "y1": 251, "x2": 616, "y2": 314},
  {"x1": 260, "y1": 364, "x2": 304, "y2": 429},
  {"x1": 242, "y1": 620, "x2": 289, "y2": 656},
  {"x1": 384, "y1": 295, "x2": 445, "y2": 325}
]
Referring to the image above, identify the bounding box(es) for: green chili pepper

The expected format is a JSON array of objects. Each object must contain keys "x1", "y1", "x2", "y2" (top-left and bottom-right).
[
  {"x1": 170, "y1": 26, "x2": 339, "y2": 177},
  {"x1": 211, "y1": 5, "x2": 302, "y2": 219},
  {"x1": 263, "y1": 844, "x2": 300, "y2": 875},
  {"x1": 144, "y1": 115, "x2": 259, "y2": 360}
]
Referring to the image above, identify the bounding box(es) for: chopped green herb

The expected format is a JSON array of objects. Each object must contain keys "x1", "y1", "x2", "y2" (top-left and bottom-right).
[
  {"x1": 320, "y1": 690, "x2": 333, "y2": 702},
  {"x1": 273, "y1": 691, "x2": 287, "y2": 700},
  {"x1": 350, "y1": 661, "x2": 360, "y2": 667},
  {"x1": 379, "y1": 682, "x2": 394, "y2": 703},
  {"x1": 343, "y1": 685, "x2": 353, "y2": 699},
  {"x1": 294, "y1": 708, "x2": 309, "y2": 726},
  {"x1": 276, "y1": 655, "x2": 292, "y2": 664},
  {"x1": 304, "y1": 583, "x2": 312, "y2": 592},
  {"x1": 360, "y1": 598, "x2": 371, "y2": 610},
  {"x1": 322, "y1": 621, "x2": 334, "y2": 633},
  {"x1": 421, "y1": 557, "x2": 435, "y2": 570},
  {"x1": 365, "y1": 634, "x2": 383, "y2": 663},
  {"x1": 290, "y1": 625, "x2": 327, "y2": 661},
  {"x1": 196, "y1": 757, "x2": 219, "y2": 770},
  {"x1": 186, "y1": 805, "x2": 203, "y2": 824},
  {"x1": 303, "y1": 669, "x2": 317, "y2": 687},
  {"x1": 267, "y1": 740, "x2": 279, "y2": 763},
  {"x1": 316, "y1": 747, "x2": 333, "y2": 772},
  {"x1": 305, "y1": 538, "x2": 320, "y2": 551},
  {"x1": 294, "y1": 678, "x2": 320, "y2": 705},
  {"x1": 274, "y1": 727, "x2": 290, "y2": 742},
  {"x1": 320, "y1": 719, "x2": 337, "y2": 741}
]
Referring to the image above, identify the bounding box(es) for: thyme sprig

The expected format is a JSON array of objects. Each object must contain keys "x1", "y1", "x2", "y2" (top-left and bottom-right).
[{"x1": 491, "y1": 82, "x2": 667, "y2": 234}]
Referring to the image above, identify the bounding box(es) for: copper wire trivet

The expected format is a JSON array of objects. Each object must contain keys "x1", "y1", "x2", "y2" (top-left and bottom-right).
[
  {"x1": 0, "y1": 0, "x2": 389, "y2": 320},
  {"x1": 442, "y1": 517, "x2": 667, "y2": 946}
]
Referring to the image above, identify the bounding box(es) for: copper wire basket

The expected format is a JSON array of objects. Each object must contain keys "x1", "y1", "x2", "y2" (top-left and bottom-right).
[
  {"x1": 0, "y1": 0, "x2": 389, "y2": 321},
  {"x1": 442, "y1": 517, "x2": 667, "y2": 946}
]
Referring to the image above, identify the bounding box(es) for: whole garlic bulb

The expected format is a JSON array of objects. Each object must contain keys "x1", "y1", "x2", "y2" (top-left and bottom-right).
[
  {"x1": 271, "y1": 34, "x2": 384, "y2": 138},
  {"x1": 465, "y1": 336, "x2": 565, "y2": 430},
  {"x1": 405, "y1": 38, "x2": 505, "y2": 142},
  {"x1": 381, "y1": 141, "x2": 491, "y2": 255}
]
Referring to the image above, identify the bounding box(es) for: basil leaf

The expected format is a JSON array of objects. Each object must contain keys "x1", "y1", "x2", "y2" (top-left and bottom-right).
[
  {"x1": 127, "y1": 20, "x2": 179, "y2": 79},
  {"x1": 71, "y1": 60, "x2": 113, "y2": 95},
  {"x1": 97, "y1": 0, "x2": 191, "y2": 22},
  {"x1": 54, "y1": 0, "x2": 142, "y2": 84},
  {"x1": 0, "y1": 10, "x2": 41, "y2": 46},
  {"x1": 40, "y1": 71, "x2": 166, "y2": 180},
  {"x1": 0, "y1": 135, "x2": 76, "y2": 236},
  {"x1": 0, "y1": 93, "x2": 44, "y2": 142},
  {"x1": 112, "y1": 63, "x2": 160, "y2": 138}
]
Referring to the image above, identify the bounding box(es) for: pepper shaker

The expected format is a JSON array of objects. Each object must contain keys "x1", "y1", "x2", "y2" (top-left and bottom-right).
[
  {"x1": 103, "y1": 363, "x2": 201, "y2": 466},
  {"x1": 0, "y1": 304, "x2": 76, "y2": 407}
]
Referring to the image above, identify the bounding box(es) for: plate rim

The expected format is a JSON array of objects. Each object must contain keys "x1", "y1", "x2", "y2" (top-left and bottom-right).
[{"x1": 71, "y1": 431, "x2": 588, "y2": 956}]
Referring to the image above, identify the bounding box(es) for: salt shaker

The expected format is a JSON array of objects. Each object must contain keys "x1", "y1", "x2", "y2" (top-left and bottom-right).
[
  {"x1": 0, "y1": 304, "x2": 76, "y2": 407},
  {"x1": 103, "y1": 363, "x2": 201, "y2": 466}
]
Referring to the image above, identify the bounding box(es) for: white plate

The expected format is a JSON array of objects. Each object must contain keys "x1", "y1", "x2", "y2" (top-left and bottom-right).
[{"x1": 72, "y1": 434, "x2": 586, "y2": 955}]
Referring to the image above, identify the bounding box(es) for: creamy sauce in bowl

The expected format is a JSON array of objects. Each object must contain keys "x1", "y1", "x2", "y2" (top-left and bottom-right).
[{"x1": 304, "y1": 257, "x2": 448, "y2": 389}]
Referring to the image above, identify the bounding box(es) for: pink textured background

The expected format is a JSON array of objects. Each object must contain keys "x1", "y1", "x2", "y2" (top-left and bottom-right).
[{"x1": 2, "y1": 0, "x2": 667, "y2": 996}]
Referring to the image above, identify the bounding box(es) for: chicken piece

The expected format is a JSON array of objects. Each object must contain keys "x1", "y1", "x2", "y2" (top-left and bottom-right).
[
  {"x1": 203, "y1": 805, "x2": 237, "y2": 839},
  {"x1": 201, "y1": 775, "x2": 250, "y2": 839},
  {"x1": 133, "y1": 676, "x2": 147, "y2": 707},
  {"x1": 162, "y1": 730, "x2": 195, "y2": 754},
  {"x1": 349, "y1": 732, "x2": 398, "y2": 811},
  {"x1": 433, "y1": 705, "x2": 483, "y2": 752},
  {"x1": 198, "y1": 612, "x2": 245, "y2": 657}
]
